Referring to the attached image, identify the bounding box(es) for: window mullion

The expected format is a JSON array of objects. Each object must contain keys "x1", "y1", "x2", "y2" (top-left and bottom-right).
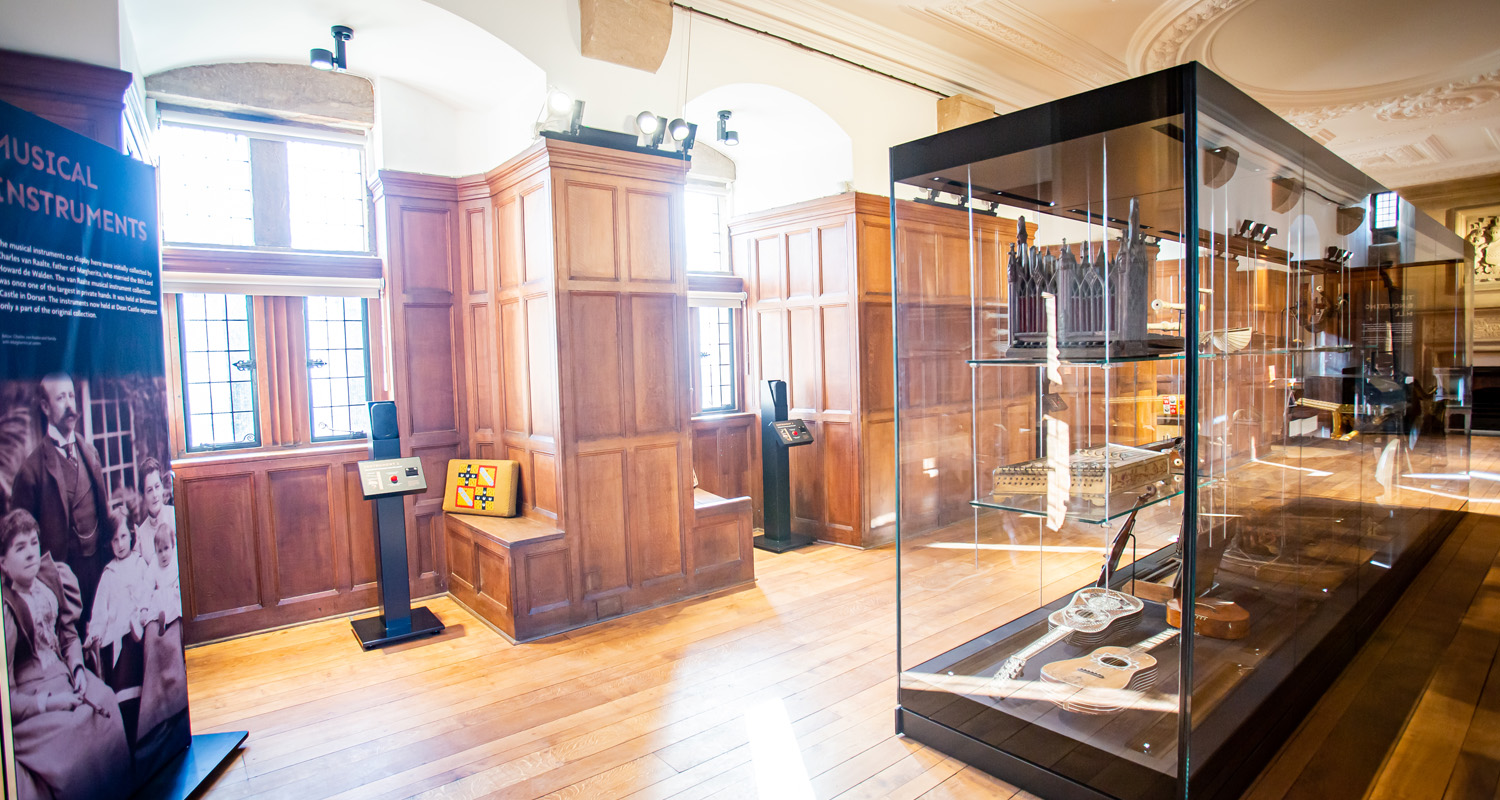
[{"x1": 250, "y1": 138, "x2": 291, "y2": 248}]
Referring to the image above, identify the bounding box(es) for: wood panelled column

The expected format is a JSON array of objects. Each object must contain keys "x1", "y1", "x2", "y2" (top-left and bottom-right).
[
  {"x1": 371, "y1": 171, "x2": 467, "y2": 596},
  {"x1": 452, "y1": 138, "x2": 740, "y2": 637}
]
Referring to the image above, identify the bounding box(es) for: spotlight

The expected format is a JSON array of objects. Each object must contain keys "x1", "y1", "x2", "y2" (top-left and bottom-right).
[
  {"x1": 677, "y1": 121, "x2": 697, "y2": 154},
  {"x1": 310, "y1": 25, "x2": 352, "y2": 71},
  {"x1": 716, "y1": 110, "x2": 739, "y2": 147},
  {"x1": 667, "y1": 118, "x2": 691, "y2": 142},
  {"x1": 636, "y1": 111, "x2": 667, "y2": 147},
  {"x1": 547, "y1": 91, "x2": 575, "y2": 116}
]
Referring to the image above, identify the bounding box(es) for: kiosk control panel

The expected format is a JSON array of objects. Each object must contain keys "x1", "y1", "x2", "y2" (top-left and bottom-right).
[
  {"x1": 357, "y1": 456, "x2": 427, "y2": 498},
  {"x1": 772, "y1": 419, "x2": 815, "y2": 447}
]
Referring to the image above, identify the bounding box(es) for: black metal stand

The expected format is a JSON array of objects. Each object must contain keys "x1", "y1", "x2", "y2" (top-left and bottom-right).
[
  {"x1": 130, "y1": 731, "x2": 248, "y2": 800},
  {"x1": 352, "y1": 402, "x2": 445, "y2": 649},
  {"x1": 754, "y1": 380, "x2": 815, "y2": 553}
]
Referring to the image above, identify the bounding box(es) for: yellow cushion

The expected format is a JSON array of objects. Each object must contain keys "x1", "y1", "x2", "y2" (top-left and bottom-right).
[{"x1": 442, "y1": 460, "x2": 520, "y2": 517}]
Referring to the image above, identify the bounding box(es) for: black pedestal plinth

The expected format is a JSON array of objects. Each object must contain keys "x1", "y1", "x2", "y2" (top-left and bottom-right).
[
  {"x1": 753, "y1": 532, "x2": 815, "y2": 553},
  {"x1": 351, "y1": 605, "x2": 445, "y2": 649},
  {"x1": 131, "y1": 731, "x2": 248, "y2": 800}
]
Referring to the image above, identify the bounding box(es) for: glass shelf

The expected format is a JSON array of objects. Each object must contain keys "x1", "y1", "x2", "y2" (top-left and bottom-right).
[
  {"x1": 970, "y1": 476, "x2": 1187, "y2": 525},
  {"x1": 967, "y1": 352, "x2": 1184, "y2": 367},
  {"x1": 968, "y1": 344, "x2": 1354, "y2": 368}
]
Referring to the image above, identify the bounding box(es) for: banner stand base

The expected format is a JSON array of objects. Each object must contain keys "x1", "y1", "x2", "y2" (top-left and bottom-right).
[
  {"x1": 131, "y1": 730, "x2": 248, "y2": 800},
  {"x1": 352, "y1": 605, "x2": 446, "y2": 649}
]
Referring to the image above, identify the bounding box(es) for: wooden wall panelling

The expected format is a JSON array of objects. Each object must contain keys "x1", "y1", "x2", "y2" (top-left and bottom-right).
[
  {"x1": 0, "y1": 49, "x2": 132, "y2": 150},
  {"x1": 373, "y1": 171, "x2": 470, "y2": 597},
  {"x1": 690, "y1": 412, "x2": 757, "y2": 505},
  {"x1": 175, "y1": 445, "x2": 378, "y2": 643},
  {"x1": 734, "y1": 196, "x2": 865, "y2": 546},
  {"x1": 445, "y1": 138, "x2": 746, "y2": 641}
]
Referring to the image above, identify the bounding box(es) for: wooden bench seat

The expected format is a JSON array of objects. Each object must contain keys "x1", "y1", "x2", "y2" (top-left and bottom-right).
[
  {"x1": 444, "y1": 513, "x2": 568, "y2": 642},
  {"x1": 444, "y1": 489, "x2": 755, "y2": 643}
]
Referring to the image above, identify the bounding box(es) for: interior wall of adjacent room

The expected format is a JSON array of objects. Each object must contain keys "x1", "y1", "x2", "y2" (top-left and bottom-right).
[{"x1": 429, "y1": 0, "x2": 939, "y2": 192}]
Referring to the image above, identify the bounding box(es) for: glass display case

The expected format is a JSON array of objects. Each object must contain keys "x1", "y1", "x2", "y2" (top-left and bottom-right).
[{"x1": 891, "y1": 63, "x2": 1472, "y2": 800}]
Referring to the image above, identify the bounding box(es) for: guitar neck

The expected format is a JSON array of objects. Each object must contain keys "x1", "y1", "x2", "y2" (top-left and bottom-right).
[
  {"x1": 997, "y1": 625, "x2": 1073, "y2": 679},
  {"x1": 1128, "y1": 629, "x2": 1180, "y2": 655},
  {"x1": 1018, "y1": 625, "x2": 1073, "y2": 660}
]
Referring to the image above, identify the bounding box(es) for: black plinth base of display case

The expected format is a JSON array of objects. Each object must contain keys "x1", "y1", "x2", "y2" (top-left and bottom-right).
[
  {"x1": 754, "y1": 532, "x2": 815, "y2": 552},
  {"x1": 131, "y1": 731, "x2": 248, "y2": 800},
  {"x1": 898, "y1": 506, "x2": 1467, "y2": 800},
  {"x1": 351, "y1": 605, "x2": 445, "y2": 649}
]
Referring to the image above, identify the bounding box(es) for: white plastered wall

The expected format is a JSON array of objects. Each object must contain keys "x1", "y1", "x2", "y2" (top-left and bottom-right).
[{"x1": 5, "y1": 0, "x2": 940, "y2": 188}]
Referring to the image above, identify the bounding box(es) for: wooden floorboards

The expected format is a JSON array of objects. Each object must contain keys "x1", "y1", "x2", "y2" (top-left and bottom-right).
[
  {"x1": 189, "y1": 439, "x2": 1500, "y2": 800},
  {"x1": 187, "y1": 534, "x2": 1042, "y2": 800},
  {"x1": 1245, "y1": 437, "x2": 1500, "y2": 800}
]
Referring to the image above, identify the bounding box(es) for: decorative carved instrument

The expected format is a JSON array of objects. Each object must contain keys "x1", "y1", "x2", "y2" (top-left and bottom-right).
[{"x1": 1039, "y1": 629, "x2": 1181, "y2": 714}]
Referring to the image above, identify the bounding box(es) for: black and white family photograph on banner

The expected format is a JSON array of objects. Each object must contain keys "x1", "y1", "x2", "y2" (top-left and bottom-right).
[{"x1": 0, "y1": 373, "x2": 187, "y2": 799}]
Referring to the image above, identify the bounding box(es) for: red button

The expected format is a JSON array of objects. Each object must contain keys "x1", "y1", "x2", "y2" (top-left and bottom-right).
[{"x1": 390, "y1": 475, "x2": 399, "y2": 483}]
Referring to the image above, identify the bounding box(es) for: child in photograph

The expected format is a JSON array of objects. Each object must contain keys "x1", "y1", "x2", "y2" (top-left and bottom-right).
[
  {"x1": 1, "y1": 508, "x2": 129, "y2": 800},
  {"x1": 147, "y1": 521, "x2": 181, "y2": 626},
  {"x1": 84, "y1": 515, "x2": 151, "y2": 750}
]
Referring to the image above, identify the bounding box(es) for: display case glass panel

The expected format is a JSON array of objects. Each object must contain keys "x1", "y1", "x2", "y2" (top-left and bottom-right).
[{"x1": 892, "y1": 64, "x2": 1472, "y2": 800}]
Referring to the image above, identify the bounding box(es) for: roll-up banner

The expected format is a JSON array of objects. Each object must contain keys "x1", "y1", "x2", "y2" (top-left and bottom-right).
[{"x1": 0, "y1": 98, "x2": 191, "y2": 798}]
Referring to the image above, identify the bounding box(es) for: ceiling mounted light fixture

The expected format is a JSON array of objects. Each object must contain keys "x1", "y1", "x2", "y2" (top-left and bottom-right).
[
  {"x1": 310, "y1": 25, "x2": 353, "y2": 71},
  {"x1": 716, "y1": 110, "x2": 739, "y2": 146}
]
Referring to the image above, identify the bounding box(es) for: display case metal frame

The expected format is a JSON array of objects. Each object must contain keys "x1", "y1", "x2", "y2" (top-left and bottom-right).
[{"x1": 890, "y1": 62, "x2": 1472, "y2": 800}]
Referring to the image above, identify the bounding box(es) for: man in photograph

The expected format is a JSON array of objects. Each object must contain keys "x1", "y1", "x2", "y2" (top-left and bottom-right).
[{"x1": 10, "y1": 373, "x2": 118, "y2": 626}]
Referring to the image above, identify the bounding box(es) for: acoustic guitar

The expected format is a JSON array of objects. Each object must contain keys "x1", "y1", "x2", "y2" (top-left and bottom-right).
[
  {"x1": 1166, "y1": 596, "x2": 1250, "y2": 640},
  {"x1": 993, "y1": 487, "x2": 1156, "y2": 682},
  {"x1": 1040, "y1": 628, "x2": 1181, "y2": 714}
]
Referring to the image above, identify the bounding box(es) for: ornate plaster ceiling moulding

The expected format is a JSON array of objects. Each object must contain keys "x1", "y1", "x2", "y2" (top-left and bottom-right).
[
  {"x1": 1346, "y1": 135, "x2": 1451, "y2": 169},
  {"x1": 1279, "y1": 69, "x2": 1500, "y2": 131},
  {"x1": 1130, "y1": 0, "x2": 1252, "y2": 74},
  {"x1": 920, "y1": 1, "x2": 1126, "y2": 88},
  {"x1": 1374, "y1": 70, "x2": 1500, "y2": 122}
]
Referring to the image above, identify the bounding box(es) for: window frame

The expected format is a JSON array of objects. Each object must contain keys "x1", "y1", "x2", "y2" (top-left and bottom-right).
[
  {"x1": 685, "y1": 181, "x2": 732, "y2": 274},
  {"x1": 304, "y1": 296, "x2": 375, "y2": 443},
  {"x1": 687, "y1": 272, "x2": 748, "y2": 417},
  {"x1": 691, "y1": 304, "x2": 739, "y2": 415},
  {"x1": 1371, "y1": 190, "x2": 1399, "y2": 232},
  {"x1": 156, "y1": 112, "x2": 375, "y2": 256},
  {"x1": 175, "y1": 292, "x2": 263, "y2": 453},
  {"x1": 163, "y1": 290, "x2": 387, "y2": 461}
]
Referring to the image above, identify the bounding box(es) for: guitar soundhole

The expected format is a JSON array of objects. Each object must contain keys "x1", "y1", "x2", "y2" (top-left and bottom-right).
[{"x1": 1099, "y1": 655, "x2": 1130, "y2": 668}]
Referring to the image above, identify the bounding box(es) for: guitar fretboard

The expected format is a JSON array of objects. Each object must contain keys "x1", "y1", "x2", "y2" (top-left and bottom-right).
[{"x1": 1128, "y1": 629, "x2": 1180, "y2": 655}]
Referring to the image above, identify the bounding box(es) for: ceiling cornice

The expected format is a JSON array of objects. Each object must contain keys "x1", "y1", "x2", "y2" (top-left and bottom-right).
[
  {"x1": 1372, "y1": 155, "x2": 1500, "y2": 189},
  {"x1": 1277, "y1": 69, "x2": 1500, "y2": 130},
  {"x1": 674, "y1": 0, "x2": 1051, "y2": 111},
  {"x1": 1127, "y1": 0, "x2": 1250, "y2": 74},
  {"x1": 913, "y1": 1, "x2": 1128, "y2": 90}
]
